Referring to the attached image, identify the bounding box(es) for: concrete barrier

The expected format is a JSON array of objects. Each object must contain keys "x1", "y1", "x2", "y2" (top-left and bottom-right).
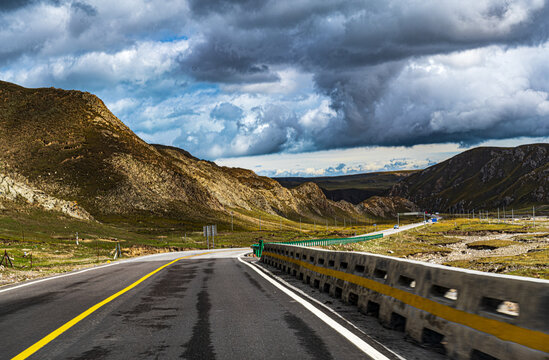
[{"x1": 261, "y1": 244, "x2": 549, "y2": 360}]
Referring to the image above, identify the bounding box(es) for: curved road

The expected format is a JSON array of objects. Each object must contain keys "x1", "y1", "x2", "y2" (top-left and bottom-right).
[{"x1": 0, "y1": 249, "x2": 403, "y2": 360}]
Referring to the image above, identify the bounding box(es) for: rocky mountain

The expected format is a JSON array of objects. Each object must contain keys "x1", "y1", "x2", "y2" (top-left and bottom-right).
[
  {"x1": 0, "y1": 80, "x2": 402, "y2": 227},
  {"x1": 358, "y1": 196, "x2": 419, "y2": 218},
  {"x1": 276, "y1": 171, "x2": 417, "y2": 204},
  {"x1": 390, "y1": 144, "x2": 549, "y2": 212}
]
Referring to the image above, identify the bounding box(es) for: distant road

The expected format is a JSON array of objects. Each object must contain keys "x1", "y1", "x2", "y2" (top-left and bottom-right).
[
  {"x1": 353, "y1": 221, "x2": 428, "y2": 238},
  {"x1": 1, "y1": 249, "x2": 407, "y2": 359}
]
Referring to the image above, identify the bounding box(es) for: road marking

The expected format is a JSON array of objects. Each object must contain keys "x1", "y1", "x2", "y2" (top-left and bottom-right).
[
  {"x1": 249, "y1": 259, "x2": 406, "y2": 360},
  {"x1": 237, "y1": 256, "x2": 391, "y2": 360},
  {"x1": 0, "y1": 262, "x2": 122, "y2": 294},
  {"x1": 11, "y1": 251, "x2": 218, "y2": 360},
  {"x1": 0, "y1": 249, "x2": 247, "y2": 294}
]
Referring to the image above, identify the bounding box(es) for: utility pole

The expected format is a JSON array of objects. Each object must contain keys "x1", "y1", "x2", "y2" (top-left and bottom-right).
[
  {"x1": 512, "y1": 209, "x2": 514, "y2": 222},
  {"x1": 498, "y1": 208, "x2": 500, "y2": 223},
  {"x1": 533, "y1": 206, "x2": 535, "y2": 228},
  {"x1": 231, "y1": 211, "x2": 233, "y2": 232},
  {"x1": 397, "y1": 213, "x2": 400, "y2": 228}
]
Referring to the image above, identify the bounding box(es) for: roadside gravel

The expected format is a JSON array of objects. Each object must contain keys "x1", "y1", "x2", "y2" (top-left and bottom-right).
[{"x1": 407, "y1": 232, "x2": 548, "y2": 264}]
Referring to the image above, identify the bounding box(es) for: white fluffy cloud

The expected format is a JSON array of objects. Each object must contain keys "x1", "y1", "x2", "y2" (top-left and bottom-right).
[
  {"x1": 0, "y1": 0, "x2": 548, "y2": 162},
  {"x1": 1, "y1": 39, "x2": 189, "y2": 88}
]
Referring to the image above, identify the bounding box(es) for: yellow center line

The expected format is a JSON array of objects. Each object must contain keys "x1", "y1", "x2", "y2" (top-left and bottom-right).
[{"x1": 12, "y1": 250, "x2": 228, "y2": 360}]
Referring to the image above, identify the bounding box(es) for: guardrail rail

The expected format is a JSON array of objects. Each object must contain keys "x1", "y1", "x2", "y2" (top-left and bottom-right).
[
  {"x1": 260, "y1": 244, "x2": 549, "y2": 360},
  {"x1": 251, "y1": 233, "x2": 383, "y2": 258}
]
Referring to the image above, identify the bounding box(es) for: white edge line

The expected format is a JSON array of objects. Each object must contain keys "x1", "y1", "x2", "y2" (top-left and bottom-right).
[
  {"x1": 246, "y1": 257, "x2": 407, "y2": 360},
  {"x1": 0, "y1": 261, "x2": 121, "y2": 294},
  {"x1": 237, "y1": 255, "x2": 391, "y2": 360}
]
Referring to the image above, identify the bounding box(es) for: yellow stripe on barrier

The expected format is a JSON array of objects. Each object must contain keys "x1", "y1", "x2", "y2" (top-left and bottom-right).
[
  {"x1": 264, "y1": 251, "x2": 549, "y2": 353},
  {"x1": 12, "y1": 251, "x2": 225, "y2": 360}
]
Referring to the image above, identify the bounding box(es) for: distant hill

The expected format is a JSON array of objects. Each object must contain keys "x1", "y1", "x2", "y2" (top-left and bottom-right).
[
  {"x1": 0, "y1": 80, "x2": 411, "y2": 227},
  {"x1": 276, "y1": 171, "x2": 417, "y2": 204},
  {"x1": 390, "y1": 144, "x2": 549, "y2": 212}
]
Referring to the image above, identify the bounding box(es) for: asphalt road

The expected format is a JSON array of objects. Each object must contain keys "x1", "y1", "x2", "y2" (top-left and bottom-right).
[{"x1": 0, "y1": 249, "x2": 403, "y2": 360}]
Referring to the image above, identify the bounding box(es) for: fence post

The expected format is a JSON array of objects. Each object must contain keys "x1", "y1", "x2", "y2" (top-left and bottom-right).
[{"x1": 1, "y1": 250, "x2": 13, "y2": 267}]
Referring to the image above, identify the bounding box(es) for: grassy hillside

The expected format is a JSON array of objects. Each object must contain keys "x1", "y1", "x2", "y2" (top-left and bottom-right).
[{"x1": 0, "y1": 80, "x2": 384, "y2": 230}]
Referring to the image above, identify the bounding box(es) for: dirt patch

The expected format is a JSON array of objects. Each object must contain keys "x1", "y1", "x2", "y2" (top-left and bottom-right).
[
  {"x1": 407, "y1": 232, "x2": 548, "y2": 266},
  {"x1": 466, "y1": 239, "x2": 516, "y2": 250}
]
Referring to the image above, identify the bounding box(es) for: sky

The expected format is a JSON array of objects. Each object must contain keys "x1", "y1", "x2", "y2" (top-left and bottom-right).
[{"x1": 1, "y1": 0, "x2": 548, "y2": 177}]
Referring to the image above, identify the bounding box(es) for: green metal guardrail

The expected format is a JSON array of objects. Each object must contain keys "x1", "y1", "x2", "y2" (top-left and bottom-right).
[{"x1": 251, "y1": 233, "x2": 383, "y2": 258}]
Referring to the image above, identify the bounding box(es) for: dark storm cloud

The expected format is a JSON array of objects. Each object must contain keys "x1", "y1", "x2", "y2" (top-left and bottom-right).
[
  {"x1": 0, "y1": 0, "x2": 64, "y2": 12},
  {"x1": 68, "y1": 2, "x2": 97, "y2": 37},
  {"x1": 176, "y1": 0, "x2": 549, "y2": 153},
  {"x1": 1, "y1": 0, "x2": 548, "y2": 159},
  {"x1": 0, "y1": 0, "x2": 33, "y2": 11},
  {"x1": 187, "y1": 0, "x2": 268, "y2": 17},
  {"x1": 182, "y1": 0, "x2": 549, "y2": 76}
]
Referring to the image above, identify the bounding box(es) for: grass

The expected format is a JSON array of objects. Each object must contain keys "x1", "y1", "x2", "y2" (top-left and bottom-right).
[
  {"x1": 329, "y1": 217, "x2": 549, "y2": 279},
  {"x1": 329, "y1": 224, "x2": 454, "y2": 257},
  {"x1": 0, "y1": 203, "x2": 397, "y2": 286},
  {"x1": 444, "y1": 247, "x2": 549, "y2": 279},
  {"x1": 512, "y1": 233, "x2": 549, "y2": 242},
  {"x1": 416, "y1": 233, "x2": 462, "y2": 245},
  {"x1": 2, "y1": 204, "x2": 547, "y2": 284}
]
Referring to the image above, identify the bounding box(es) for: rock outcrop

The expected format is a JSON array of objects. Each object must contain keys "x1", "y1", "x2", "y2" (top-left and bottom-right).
[
  {"x1": 0, "y1": 172, "x2": 93, "y2": 220},
  {"x1": 358, "y1": 196, "x2": 419, "y2": 218}
]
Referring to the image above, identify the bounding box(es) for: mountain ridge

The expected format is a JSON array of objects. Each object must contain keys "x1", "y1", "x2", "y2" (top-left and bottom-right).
[
  {"x1": 0, "y1": 81, "x2": 414, "y2": 226},
  {"x1": 275, "y1": 170, "x2": 417, "y2": 204},
  {"x1": 390, "y1": 144, "x2": 549, "y2": 211}
]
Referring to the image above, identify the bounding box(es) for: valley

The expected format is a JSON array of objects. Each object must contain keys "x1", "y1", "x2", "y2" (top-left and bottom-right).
[{"x1": 0, "y1": 80, "x2": 548, "y2": 285}]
